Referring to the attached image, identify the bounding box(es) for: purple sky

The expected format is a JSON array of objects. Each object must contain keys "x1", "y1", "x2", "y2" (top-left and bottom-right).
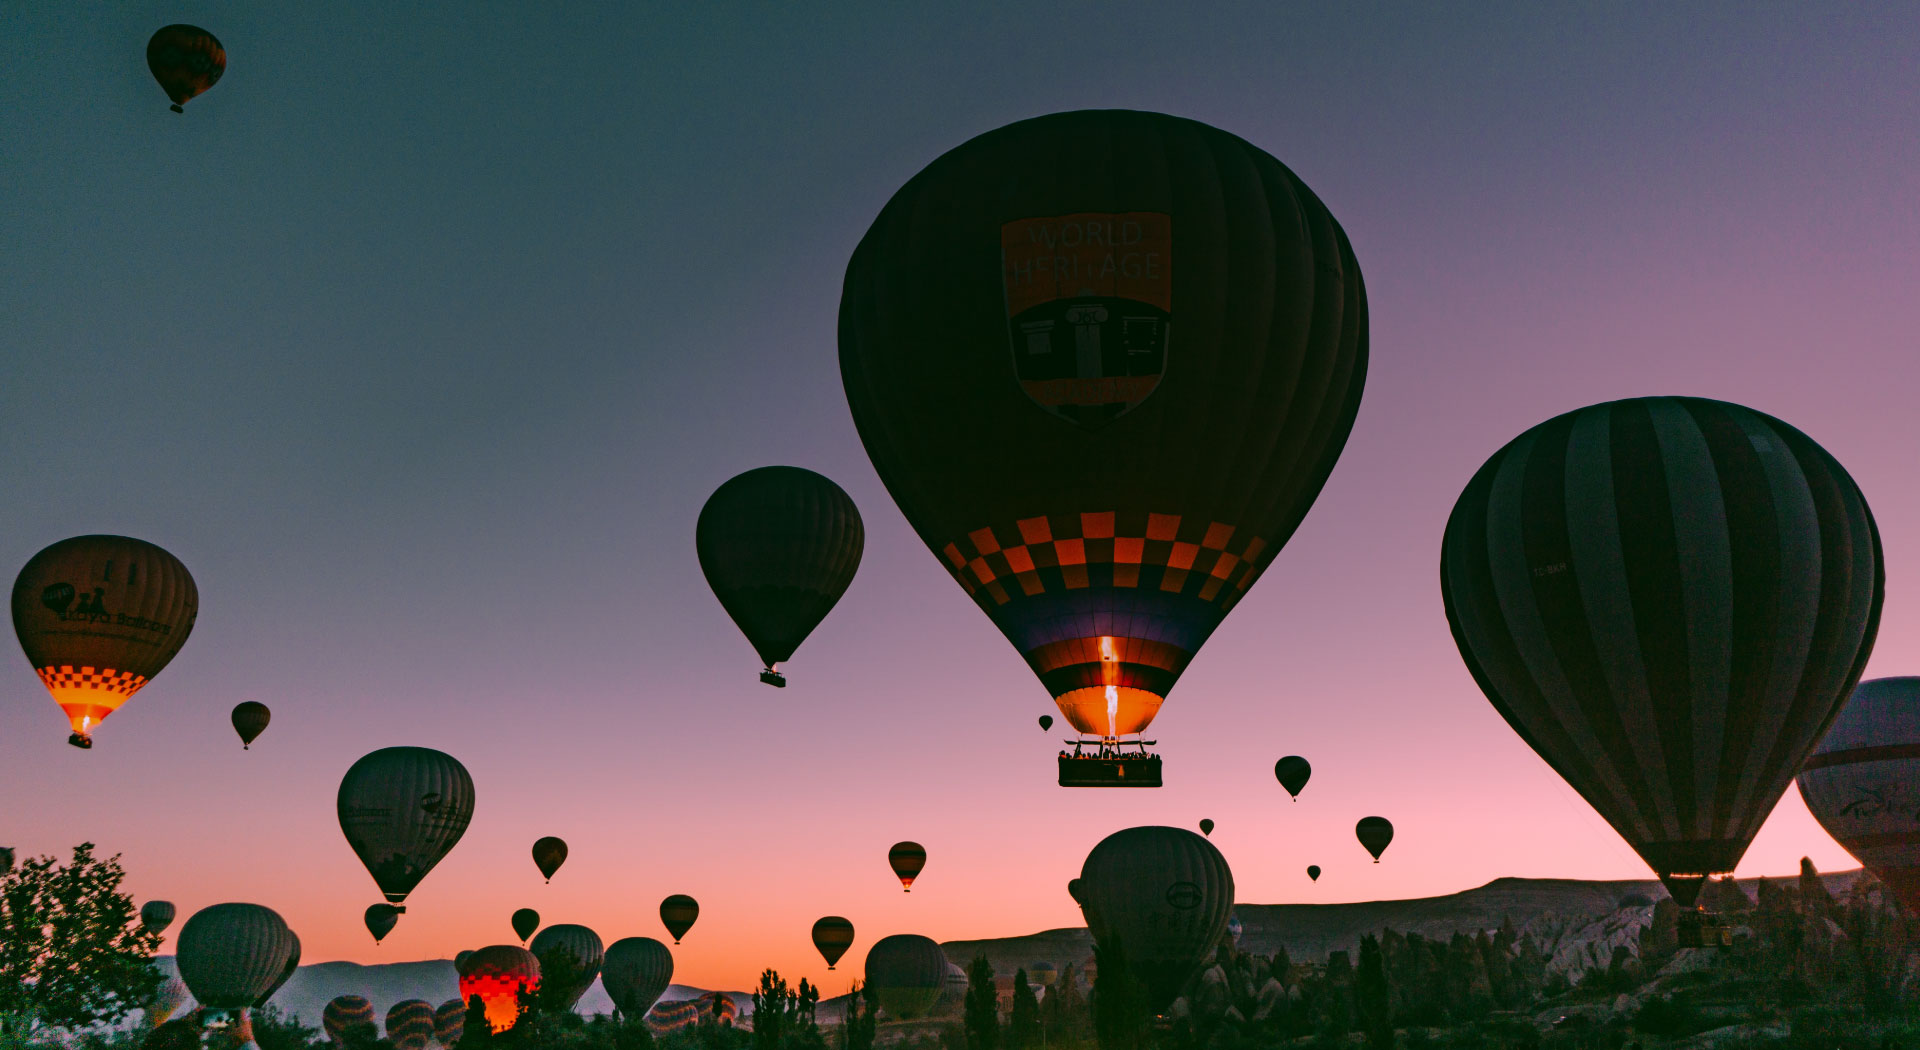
[{"x1": 2, "y1": 3, "x2": 1916, "y2": 990}]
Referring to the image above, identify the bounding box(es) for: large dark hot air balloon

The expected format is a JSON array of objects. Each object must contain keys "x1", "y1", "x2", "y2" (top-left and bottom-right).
[
  {"x1": 811, "y1": 916, "x2": 855, "y2": 969},
  {"x1": 324, "y1": 996, "x2": 376, "y2": 1046},
  {"x1": 659, "y1": 895, "x2": 698, "y2": 943},
  {"x1": 175, "y1": 903, "x2": 297, "y2": 1021},
  {"x1": 337, "y1": 747, "x2": 475, "y2": 908},
  {"x1": 888, "y1": 842, "x2": 926, "y2": 891},
  {"x1": 697, "y1": 466, "x2": 864, "y2": 687},
  {"x1": 146, "y1": 25, "x2": 225, "y2": 113},
  {"x1": 1355, "y1": 817, "x2": 1393, "y2": 862},
  {"x1": 840, "y1": 110, "x2": 1367, "y2": 787},
  {"x1": 1442, "y1": 397, "x2": 1882, "y2": 909},
  {"x1": 459, "y1": 945, "x2": 540, "y2": 1033},
  {"x1": 528, "y1": 924, "x2": 604, "y2": 1010},
  {"x1": 434, "y1": 999, "x2": 467, "y2": 1048},
  {"x1": 1798, "y1": 678, "x2": 1920, "y2": 914},
  {"x1": 365, "y1": 904, "x2": 400, "y2": 944},
  {"x1": 11, "y1": 535, "x2": 198, "y2": 748},
  {"x1": 232, "y1": 702, "x2": 270, "y2": 749},
  {"x1": 386, "y1": 999, "x2": 435, "y2": 1050},
  {"x1": 141, "y1": 900, "x2": 176, "y2": 934},
  {"x1": 532, "y1": 837, "x2": 567, "y2": 882},
  {"x1": 1069, "y1": 826, "x2": 1233, "y2": 1011},
  {"x1": 254, "y1": 932, "x2": 299, "y2": 1008},
  {"x1": 511, "y1": 908, "x2": 540, "y2": 943},
  {"x1": 864, "y1": 934, "x2": 949, "y2": 1019},
  {"x1": 603, "y1": 937, "x2": 674, "y2": 1019},
  {"x1": 1274, "y1": 756, "x2": 1311, "y2": 799}
]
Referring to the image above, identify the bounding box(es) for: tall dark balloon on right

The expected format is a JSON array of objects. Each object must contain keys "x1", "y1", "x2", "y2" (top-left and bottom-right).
[
  {"x1": 1442, "y1": 396, "x2": 1882, "y2": 909},
  {"x1": 1798, "y1": 677, "x2": 1920, "y2": 914},
  {"x1": 840, "y1": 109, "x2": 1367, "y2": 786}
]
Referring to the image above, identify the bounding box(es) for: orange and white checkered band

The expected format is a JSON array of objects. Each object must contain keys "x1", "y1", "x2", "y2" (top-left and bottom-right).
[
  {"x1": 36, "y1": 665, "x2": 148, "y2": 695},
  {"x1": 939, "y1": 511, "x2": 1269, "y2": 611}
]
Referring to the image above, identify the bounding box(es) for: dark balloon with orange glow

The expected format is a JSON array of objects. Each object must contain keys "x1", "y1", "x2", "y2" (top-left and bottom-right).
[
  {"x1": 888, "y1": 841, "x2": 926, "y2": 892},
  {"x1": 146, "y1": 25, "x2": 225, "y2": 112},
  {"x1": 232, "y1": 701, "x2": 270, "y2": 749},
  {"x1": 840, "y1": 110, "x2": 1367, "y2": 766},
  {"x1": 660, "y1": 894, "x2": 699, "y2": 943},
  {"x1": 532, "y1": 837, "x2": 567, "y2": 881},
  {"x1": 458, "y1": 945, "x2": 540, "y2": 1033},
  {"x1": 811, "y1": 916, "x2": 855, "y2": 969}
]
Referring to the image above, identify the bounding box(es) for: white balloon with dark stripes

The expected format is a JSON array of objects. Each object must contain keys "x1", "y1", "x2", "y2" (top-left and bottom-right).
[
  {"x1": 1797, "y1": 677, "x2": 1920, "y2": 915},
  {"x1": 1442, "y1": 396, "x2": 1882, "y2": 907}
]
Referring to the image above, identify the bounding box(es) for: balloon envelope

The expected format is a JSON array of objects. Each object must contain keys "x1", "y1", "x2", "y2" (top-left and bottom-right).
[
  {"x1": 532, "y1": 837, "x2": 567, "y2": 881},
  {"x1": 455, "y1": 950, "x2": 475, "y2": 973},
  {"x1": 1306, "y1": 865, "x2": 1321, "y2": 882},
  {"x1": 365, "y1": 904, "x2": 400, "y2": 943},
  {"x1": 840, "y1": 110, "x2": 1367, "y2": 748},
  {"x1": 324, "y1": 995, "x2": 375, "y2": 1045},
  {"x1": 385, "y1": 999, "x2": 435, "y2": 1050},
  {"x1": 659, "y1": 895, "x2": 699, "y2": 943},
  {"x1": 337, "y1": 747, "x2": 475, "y2": 904},
  {"x1": 1274, "y1": 756, "x2": 1311, "y2": 799},
  {"x1": 603, "y1": 937, "x2": 674, "y2": 1019},
  {"x1": 528, "y1": 924, "x2": 605, "y2": 1010},
  {"x1": 696, "y1": 466, "x2": 864, "y2": 679},
  {"x1": 1356, "y1": 817, "x2": 1393, "y2": 861},
  {"x1": 1038, "y1": 715, "x2": 1053, "y2": 732},
  {"x1": 434, "y1": 1000, "x2": 467, "y2": 1048},
  {"x1": 1070, "y1": 825, "x2": 1233, "y2": 1010},
  {"x1": 511, "y1": 908, "x2": 540, "y2": 943},
  {"x1": 11, "y1": 535, "x2": 198, "y2": 747},
  {"x1": 1198, "y1": 819, "x2": 1214, "y2": 837},
  {"x1": 231, "y1": 701, "x2": 270, "y2": 748},
  {"x1": 1798, "y1": 677, "x2": 1920, "y2": 914},
  {"x1": 1441, "y1": 396, "x2": 1883, "y2": 907},
  {"x1": 1029, "y1": 962, "x2": 1057, "y2": 987},
  {"x1": 811, "y1": 916, "x2": 855, "y2": 969},
  {"x1": 140, "y1": 899, "x2": 176, "y2": 934},
  {"x1": 147, "y1": 977, "x2": 190, "y2": 1026},
  {"x1": 146, "y1": 24, "x2": 224, "y2": 111},
  {"x1": 888, "y1": 842, "x2": 926, "y2": 891},
  {"x1": 458, "y1": 945, "x2": 540, "y2": 1033},
  {"x1": 176, "y1": 903, "x2": 296, "y2": 1012},
  {"x1": 864, "y1": 934, "x2": 948, "y2": 1019},
  {"x1": 254, "y1": 932, "x2": 300, "y2": 1008}
]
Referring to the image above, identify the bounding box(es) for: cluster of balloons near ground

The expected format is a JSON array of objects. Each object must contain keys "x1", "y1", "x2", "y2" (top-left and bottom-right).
[{"x1": 28, "y1": 42, "x2": 1920, "y2": 1018}]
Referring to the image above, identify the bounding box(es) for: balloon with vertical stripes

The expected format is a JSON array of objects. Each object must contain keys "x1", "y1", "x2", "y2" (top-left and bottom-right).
[{"x1": 1441, "y1": 396, "x2": 1883, "y2": 908}]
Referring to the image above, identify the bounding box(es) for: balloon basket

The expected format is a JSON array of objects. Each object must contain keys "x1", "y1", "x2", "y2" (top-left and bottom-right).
[
  {"x1": 1058, "y1": 751, "x2": 1161, "y2": 787},
  {"x1": 759, "y1": 669, "x2": 786, "y2": 687},
  {"x1": 1677, "y1": 909, "x2": 1732, "y2": 949}
]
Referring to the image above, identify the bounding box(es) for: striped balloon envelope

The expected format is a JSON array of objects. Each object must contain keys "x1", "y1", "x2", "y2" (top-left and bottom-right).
[
  {"x1": 644, "y1": 992, "x2": 736, "y2": 1036},
  {"x1": 527, "y1": 924, "x2": 604, "y2": 1010},
  {"x1": 385, "y1": 999, "x2": 435, "y2": 1050},
  {"x1": 864, "y1": 934, "x2": 949, "y2": 1020},
  {"x1": 1798, "y1": 677, "x2": 1920, "y2": 914},
  {"x1": 602, "y1": 937, "x2": 674, "y2": 1019},
  {"x1": 1442, "y1": 396, "x2": 1883, "y2": 908},
  {"x1": 175, "y1": 903, "x2": 297, "y2": 1014},
  {"x1": 457, "y1": 945, "x2": 539, "y2": 1033},
  {"x1": 434, "y1": 999, "x2": 466, "y2": 1047},
  {"x1": 324, "y1": 995, "x2": 375, "y2": 1045}
]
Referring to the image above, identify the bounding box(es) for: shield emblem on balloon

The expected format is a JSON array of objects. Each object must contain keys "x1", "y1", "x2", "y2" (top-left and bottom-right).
[{"x1": 1003, "y1": 212, "x2": 1171, "y2": 427}]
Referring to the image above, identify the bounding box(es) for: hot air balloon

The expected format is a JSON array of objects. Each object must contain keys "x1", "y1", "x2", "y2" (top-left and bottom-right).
[
  {"x1": 434, "y1": 999, "x2": 467, "y2": 1048},
  {"x1": 840, "y1": 110, "x2": 1367, "y2": 787},
  {"x1": 511, "y1": 908, "x2": 540, "y2": 944},
  {"x1": 1798, "y1": 677, "x2": 1920, "y2": 914},
  {"x1": 697, "y1": 467, "x2": 865, "y2": 687},
  {"x1": 603, "y1": 937, "x2": 674, "y2": 1019},
  {"x1": 141, "y1": 900, "x2": 176, "y2": 934},
  {"x1": 456, "y1": 949, "x2": 475, "y2": 973},
  {"x1": 458, "y1": 945, "x2": 540, "y2": 1033},
  {"x1": 811, "y1": 916, "x2": 855, "y2": 970},
  {"x1": 532, "y1": 837, "x2": 567, "y2": 882},
  {"x1": 1069, "y1": 826, "x2": 1233, "y2": 1010},
  {"x1": 1038, "y1": 715, "x2": 1053, "y2": 732},
  {"x1": 175, "y1": 903, "x2": 297, "y2": 1022},
  {"x1": 337, "y1": 747, "x2": 475, "y2": 908},
  {"x1": 386, "y1": 999, "x2": 435, "y2": 1050},
  {"x1": 888, "y1": 842, "x2": 926, "y2": 892},
  {"x1": 1274, "y1": 756, "x2": 1311, "y2": 799},
  {"x1": 254, "y1": 932, "x2": 300, "y2": 1008},
  {"x1": 528, "y1": 924, "x2": 604, "y2": 1010},
  {"x1": 146, "y1": 25, "x2": 225, "y2": 113},
  {"x1": 1441, "y1": 397, "x2": 1882, "y2": 909},
  {"x1": 1355, "y1": 817, "x2": 1392, "y2": 862},
  {"x1": 940, "y1": 962, "x2": 969, "y2": 1013},
  {"x1": 864, "y1": 935, "x2": 949, "y2": 1020},
  {"x1": 645, "y1": 992, "x2": 737, "y2": 1035},
  {"x1": 1198, "y1": 819, "x2": 1214, "y2": 837},
  {"x1": 11, "y1": 535, "x2": 198, "y2": 748},
  {"x1": 231, "y1": 702, "x2": 270, "y2": 749},
  {"x1": 659, "y1": 895, "x2": 699, "y2": 943},
  {"x1": 1226, "y1": 914, "x2": 1242, "y2": 945},
  {"x1": 146, "y1": 977, "x2": 191, "y2": 1027},
  {"x1": 1029, "y1": 962, "x2": 1057, "y2": 988},
  {"x1": 1306, "y1": 865, "x2": 1320, "y2": 882},
  {"x1": 365, "y1": 904, "x2": 400, "y2": 944},
  {"x1": 324, "y1": 995, "x2": 376, "y2": 1046}
]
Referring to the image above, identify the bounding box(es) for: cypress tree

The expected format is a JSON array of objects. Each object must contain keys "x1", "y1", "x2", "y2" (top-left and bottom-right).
[
  {"x1": 1008, "y1": 969, "x2": 1040, "y2": 1050},
  {"x1": 964, "y1": 956, "x2": 999, "y2": 1050},
  {"x1": 1355, "y1": 935, "x2": 1393, "y2": 1049}
]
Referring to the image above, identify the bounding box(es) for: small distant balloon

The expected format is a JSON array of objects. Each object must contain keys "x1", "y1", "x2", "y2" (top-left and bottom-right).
[
  {"x1": 1356, "y1": 817, "x2": 1393, "y2": 862},
  {"x1": 532, "y1": 837, "x2": 567, "y2": 882},
  {"x1": 140, "y1": 900, "x2": 176, "y2": 934},
  {"x1": 1198, "y1": 819, "x2": 1214, "y2": 837},
  {"x1": 146, "y1": 25, "x2": 225, "y2": 113},
  {"x1": 231, "y1": 701, "x2": 270, "y2": 748},
  {"x1": 812, "y1": 916, "x2": 855, "y2": 970},
  {"x1": 1306, "y1": 865, "x2": 1321, "y2": 882},
  {"x1": 1038, "y1": 715, "x2": 1053, "y2": 732},
  {"x1": 511, "y1": 908, "x2": 539, "y2": 944},
  {"x1": 1029, "y1": 962, "x2": 1057, "y2": 988},
  {"x1": 889, "y1": 841, "x2": 927, "y2": 892},
  {"x1": 365, "y1": 904, "x2": 400, "y2": 944},
  {"x1": 660, "y1": 894, "x2": 699, "y2": 943},
  {"x1": 1274, "y1": 756, "x2": 1310, "y2": 799}
]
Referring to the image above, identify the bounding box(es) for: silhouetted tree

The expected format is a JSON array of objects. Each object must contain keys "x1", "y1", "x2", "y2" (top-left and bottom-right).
[
  {"x1": 1007, "y1": 969, "x2": 1039, "y2": 1050},
  {"x1": 462, "y1": 996, "x2": 494, "y2": 1050},
  {"x1": 840, "y1": 983, "x2": 876, "y2": 1050},
  {"x1": 251, "y1": 1004, "x2": 324, "y2": 1050},
  {"x1": 1090, "y1": 942, "x2": 1147, "y2": 1050},
  {"x1": 0, "y1": 843, "x2": 162, "y2": 1034},
  {"x1": 1355, "y1": 936, "x2": 1393, "y2": 1049},
  {"x1": 963, "y1": 956, "x2": 998, "y2": 1050}
]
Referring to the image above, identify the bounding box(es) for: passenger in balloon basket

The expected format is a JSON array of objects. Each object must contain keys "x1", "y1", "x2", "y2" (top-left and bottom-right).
[
  {"x1": 1057, "y1": 734, "x2": 1162, "y2": 788},
  {"x1": 1675, "y1": 905, "x2": 1734, "y2": 950}
]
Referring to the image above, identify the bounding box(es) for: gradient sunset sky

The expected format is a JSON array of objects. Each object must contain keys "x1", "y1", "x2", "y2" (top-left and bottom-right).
[{"x1": 3, "y1": 3, "x2": 1917, "y2": 994}]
